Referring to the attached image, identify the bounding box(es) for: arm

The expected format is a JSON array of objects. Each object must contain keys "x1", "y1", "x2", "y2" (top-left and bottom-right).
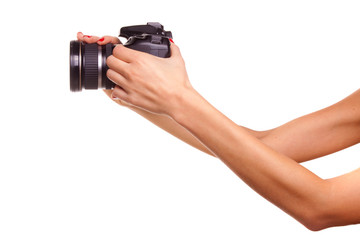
[
  {"x1": 76, "y1": 33, "x2": 215, "y2": 156},
  {"x1": 105, "y1": 43, "x2": 360, "y2": 230},
  {"x1": 105, "y1": 88, "x2": 360, "y2": 162},
  {"x1": 260, "y1": 89, "x2": 360, "y2": 162},
  {"x1": 78, "y1": 33, "x2": 360, "y2": 162},
  {"x1": 103, "y1": 89, "x2": 214, "y2": 156},
  {"x1": 105, "y1": 88, "x2": 360, "y2": 163},
  {"x1": 75, "y1": 33, "x2": 222, "y2": 156},
  {"x1": 170, "y1": 88, "x2": 360, "y2": 231}
]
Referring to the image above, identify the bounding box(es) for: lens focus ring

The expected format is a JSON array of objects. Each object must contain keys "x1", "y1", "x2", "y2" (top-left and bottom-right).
[{"x1": 83, "y1": 44, "x2": 98, "y2": 89}]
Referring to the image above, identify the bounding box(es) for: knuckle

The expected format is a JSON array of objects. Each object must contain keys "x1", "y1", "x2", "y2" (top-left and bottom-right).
[
  {"x1": 133, "y1": 56, "x2": 144, "y2": 65},
  {"x1": 128, "y1": 95, "x2": 138, "y2": 106},
  {"x1": 132, "y1": 51, "x2": 142, "y2": 60},
  {"x1": 108, "y1": 36, "x2": 121, "y2": 44},
  {"x1": 127, "y1": 67, "x2": 140, "y2": 80},
  {"x1": 131, "y1": 56, "x2": 148, "y2": 70}
]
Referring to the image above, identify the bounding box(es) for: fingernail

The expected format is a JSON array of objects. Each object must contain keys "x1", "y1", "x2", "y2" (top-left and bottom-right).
[
  {"x1": 169, "y1": 38, "x2": 174, "y2": 43},
  {"x1": 112, "y1": 95, "x2": 119, "y2": 100},
  {"x1": 98, "y1": 37, "x2": 105, "y2": 42},
  {"x1": 84, "y1": 35, "x2": 91, "y2": 38}
]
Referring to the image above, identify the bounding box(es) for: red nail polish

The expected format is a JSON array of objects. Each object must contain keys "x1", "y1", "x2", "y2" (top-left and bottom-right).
[
  {"x1": 98, "y1": 37, "x2": 104, "y2": 42},
  {"x1": 84, "y1": 35, "x2": 91, "y2": 38},
  {"x1": 169, "y1": 38, "x2": 174, "y2": 43}
]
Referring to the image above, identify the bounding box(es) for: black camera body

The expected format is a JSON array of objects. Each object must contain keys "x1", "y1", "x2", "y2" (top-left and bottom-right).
[
  {"x1": 121, "y1": 22, "x2": 172, "y2": 58},
  {"x1": 69, "y1": 22, "x2": 172, "y2": 92}
]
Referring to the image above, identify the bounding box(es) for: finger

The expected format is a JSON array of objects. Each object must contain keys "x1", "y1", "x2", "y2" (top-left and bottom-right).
[
  {"x1": 103, "y1": 89, "x2": 113, "y2": 98},
  {"x1": 112, "y1": 44, "x2": 145, "y2": 63},
  {"x1": 97, "y1": 36, "x2": 121, "y2": 45},
  {"x1": 83, "y1": 35, "x2": 101, "y2": 43},
  {"x1": 77, "y1": 32, "x2": 84, "y2": 41},
  {"x1": 106, "y1": 69, "x2": 128, "y2": 89},
  {"x1": 103, "y1": 89, "x2": 126, "y2": 106},
  {"x1": 112, "y1": 85, "x2": 130, "y2": 103},
  {"x1": 80, "y1": 34, "x2": 100, "y2": 44},
  {"x1": 106, "y1": 55, "x2": 130, "y2": 78}
]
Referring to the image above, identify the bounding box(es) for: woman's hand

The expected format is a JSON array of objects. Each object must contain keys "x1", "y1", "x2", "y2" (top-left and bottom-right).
[
  {"x1": 77, "y1": 32, "x2": 128, "y2": 106},
  {"x1": 106, "y1": 42, "x2": 194, "y2": 117},
  {"x1": 76, "y1": 32, "x2": 121, "y2": 45}
]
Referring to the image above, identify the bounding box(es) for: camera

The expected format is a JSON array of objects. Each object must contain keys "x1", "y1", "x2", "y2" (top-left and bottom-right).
[{"x1": 69, "y1": 22, "x2": 172, "y2": 92}]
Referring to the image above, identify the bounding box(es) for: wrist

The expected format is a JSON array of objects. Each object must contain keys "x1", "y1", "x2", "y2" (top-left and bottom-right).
[{"x1": 169, "y1": 86, "x2": 206, "y2": 124}]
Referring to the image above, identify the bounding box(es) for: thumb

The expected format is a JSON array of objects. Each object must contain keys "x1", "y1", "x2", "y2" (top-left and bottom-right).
[
  {"x1": 103, "y1": 89, "x2": 126, "y2": 106},
  {"x1": 169, "y1": 40, "x2": 182, "y2": 59}
]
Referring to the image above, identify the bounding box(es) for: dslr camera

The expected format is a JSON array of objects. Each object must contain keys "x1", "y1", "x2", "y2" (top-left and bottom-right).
[{"x1": 69, "y1": 22, "x2": 172, "y2": 92}]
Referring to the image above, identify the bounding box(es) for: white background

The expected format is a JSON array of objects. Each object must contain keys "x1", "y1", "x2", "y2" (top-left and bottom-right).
[{"x1": 1, "y1": 0, "x2": 360, "y2": 239}]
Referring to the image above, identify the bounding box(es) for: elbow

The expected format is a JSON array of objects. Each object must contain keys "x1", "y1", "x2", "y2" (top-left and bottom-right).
[
  {"x1": 299, "y1": 206, "x2": 333, "y2": 231},
  {"x1": 298, "y1": 184, "x2": 336, "y2": 231},
  {"x1": 301, "y1": 205, "x2": 347, "y2": 232},
  {"x1": 301, "y1": 215, "x2": 328, "y2": 232},
  {"x1": 300, "y1": 202, "x2": 341, "y2": 231}
]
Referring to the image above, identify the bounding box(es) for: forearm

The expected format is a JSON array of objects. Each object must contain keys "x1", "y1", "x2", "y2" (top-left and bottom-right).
[
  {"x1": 259, "y1": 92, "x2": 360, "y2": 163},
  {"x1": 128, "y1": 105, "x2": 215, "y2": 156},
  {"x1": 171, "y1": 89, "x2": 330, "y2": 230},
  {"x1": 129, "y1": 107, "x2": 271, "y2": 157},
  {"x1": 106, "y1": 90, "x2": 267, "y2": 157},
  {"x1": 105, "y1": 89, "x2": 216, "y2": 156}
]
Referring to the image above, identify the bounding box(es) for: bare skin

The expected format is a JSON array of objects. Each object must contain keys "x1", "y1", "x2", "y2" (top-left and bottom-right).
[{"x1": 78, "y1": 33, "x2": 360, "y2": 231}]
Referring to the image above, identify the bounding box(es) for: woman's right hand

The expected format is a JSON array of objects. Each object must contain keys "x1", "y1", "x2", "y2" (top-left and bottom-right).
[{"x1": 76, "y1": 32, "x2": 127, "y2": 107}]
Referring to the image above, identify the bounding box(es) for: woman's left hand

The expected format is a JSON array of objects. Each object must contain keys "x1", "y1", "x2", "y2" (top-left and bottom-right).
[{"x1": 106, "y1": 42, "x2": 193, "y2": 116}]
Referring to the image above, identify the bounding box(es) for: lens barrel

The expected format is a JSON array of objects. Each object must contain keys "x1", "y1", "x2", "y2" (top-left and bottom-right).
[{"x1": 69, "y1": 40, "x2": 115, "y2": 92}]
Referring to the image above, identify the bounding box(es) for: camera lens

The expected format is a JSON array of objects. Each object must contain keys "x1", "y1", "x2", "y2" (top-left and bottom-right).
[{"x1": 69, "y1": 40, "x2": 115, "y2": 92}]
